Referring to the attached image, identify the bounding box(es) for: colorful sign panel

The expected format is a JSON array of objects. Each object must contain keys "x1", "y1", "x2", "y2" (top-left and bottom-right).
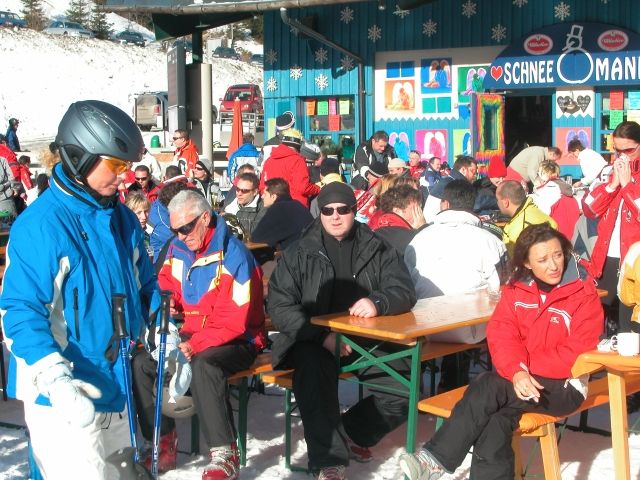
[{"x1": 484, "y1": 23, "x2": 640, "y2": 89}]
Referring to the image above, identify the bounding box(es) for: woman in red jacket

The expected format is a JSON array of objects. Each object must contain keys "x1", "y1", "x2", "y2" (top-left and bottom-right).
[
  {"x1": 400, "y1": 223, "x2": 603, "y2": 480},
  {"x1": 582, "y1": 121, "x2": 640, "y2": 333}
]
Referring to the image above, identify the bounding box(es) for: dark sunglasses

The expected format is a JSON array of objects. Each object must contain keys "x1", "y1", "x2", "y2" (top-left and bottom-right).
[
  {"x1": 172, "y1": 136, "x2": 184, "y2": 141},
  {"x1": 237, "y1": 188, "x2": 255, "y2": 194},
  {"x1": 135, "y1": 177, "x2": 148, "y2": 181},
  {"x1": 194, "y1": 166, "x2": 205, "y2": 171},
  {"x1": 170, "y1": 212, "x2": 203, "y2": 236},
  {"x1": 614, "y1": 144, "x2": 640, "y2": 156},
  {"x1": 320, "y1": 205, "x2": 354, "y2": 216}
]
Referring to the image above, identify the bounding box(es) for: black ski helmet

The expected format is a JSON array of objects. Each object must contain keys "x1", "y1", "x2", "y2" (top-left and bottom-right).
[{"x1": 55, "y1": 100, "x2": 144, "y2": 179}]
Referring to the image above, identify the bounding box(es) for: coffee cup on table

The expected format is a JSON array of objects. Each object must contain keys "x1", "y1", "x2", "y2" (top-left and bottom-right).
[{"x1": 611, "y1": 332, "x2": 640, "y2": 356}]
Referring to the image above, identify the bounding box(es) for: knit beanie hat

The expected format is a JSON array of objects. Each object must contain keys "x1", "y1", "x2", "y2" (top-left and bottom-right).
[
  {"x1": 317, "y1": 182, "x2": 356, "y2": 209},
  {"x1": 195, "y1": 159, "x2": 211, "y2": 176},
  {"x1": 487, "y1": 156, "x2": 507, "y2": 178},
  {"x1": 275, "y1": 111, "x2": 295, "y2": 131},
  {"x1": 368, "y1": 161, "x2": 389, "y2": 178}
]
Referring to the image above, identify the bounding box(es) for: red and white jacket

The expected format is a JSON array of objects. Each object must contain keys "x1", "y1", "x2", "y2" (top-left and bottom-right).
[
  {"x1": 582, "y1": 177, "x2": 640, "y2": 278},
  {"x1": 487, "y1": 258, "x2": 603, "y2": 382},
  {"x1": 158, "y1": 216, "x2": 266, "y2": 354}
]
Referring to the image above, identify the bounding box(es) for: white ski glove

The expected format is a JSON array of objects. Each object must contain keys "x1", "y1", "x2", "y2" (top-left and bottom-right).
[
  {"x1": 151, "y1": 323, "x2": 181, "y2": 363},
  {"x1": 168, "y1": 349, "x2": 192, "y2": 402},
  {"x1": 36, "y1": 362, "x2": 102, "y2": 428}
]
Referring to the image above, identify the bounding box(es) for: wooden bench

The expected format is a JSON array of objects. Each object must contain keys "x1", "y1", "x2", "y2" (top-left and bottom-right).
[
  {"x1": 417, "y1": 373, "x2": 640, "y2": 480},
  {"x1": 261, "y1": 340, "x2": 487, "y2": 470}
]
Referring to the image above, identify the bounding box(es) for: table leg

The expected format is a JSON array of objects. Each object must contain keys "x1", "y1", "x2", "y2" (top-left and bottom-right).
[
  {"x1": 608, "y1": 370, "x2": 630, "y2": 480},
  {"x1": 405, "y1": 341, "x2": 422, "y2": 454}
]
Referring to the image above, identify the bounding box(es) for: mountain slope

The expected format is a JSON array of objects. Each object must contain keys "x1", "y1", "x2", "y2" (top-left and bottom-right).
[{"x1": 0, "y1": 28, "x2": 262, "y2": 142}]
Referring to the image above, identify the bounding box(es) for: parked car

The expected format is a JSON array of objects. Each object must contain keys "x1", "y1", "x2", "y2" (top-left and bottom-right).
[
  {"x1": 43, "y1": 20, "x2": 94, "y2": 38},
  {"x1": 134, "y1": 92, "x2": 168, "y2": 131},
  {"x1": 213, "y1": 46, "x2": 240, "y2": 60},
  {"x1": 113, "y1": 30, "x2": 146, "y2": 47},
  {"x1": 134, "y1": 91, "x2": 218, "y2": 130},
  {"x1": 0, "y1": 11, "x2": 27, "y2": 28},
  {"x1": 171, "y1": 39, "x2": 192, "y2": 52},
  {"x1": 250, "y1": 54, "x2": 264, "y2": 65},
  {"x1": 219, "y1": 84, "x2": 264, "y2": 123}
]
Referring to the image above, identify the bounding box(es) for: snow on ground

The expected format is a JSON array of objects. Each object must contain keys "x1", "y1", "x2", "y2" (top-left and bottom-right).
[
  {"x1": 0, "y1": 24, "x2": 262, "y2": 151},
  {"x1": 2, "y1": 373, "x2": 640, "y2": 479}
]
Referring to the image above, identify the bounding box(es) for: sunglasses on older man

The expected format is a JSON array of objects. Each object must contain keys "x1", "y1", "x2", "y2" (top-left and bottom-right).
[
  {"x1": 320, "y1": 205, "x2": 354, "y2": 216},
  {"x1": 170, "y1": 212, "x2": 204, "y2": 236}
]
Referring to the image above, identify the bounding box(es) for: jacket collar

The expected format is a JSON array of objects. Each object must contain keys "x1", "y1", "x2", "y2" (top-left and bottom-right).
[
  {"x1": 299, "y1": 218, "x2": 383, "y2": 271},
  {"x1": 50, "y1": 163, "x2": 115, "y2": 213},
  {"x1": 433, "y1": 209, "x2": 481, "y2": 226},
  {"x1": 371, "y1": 212, "x2": 412, "y2": 230}
]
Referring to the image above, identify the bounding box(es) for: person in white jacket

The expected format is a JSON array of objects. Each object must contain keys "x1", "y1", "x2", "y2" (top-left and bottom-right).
[
  {"x1": 406, "y1": 179, "x2": 507, "y2": 299},
  {"x1": 567, "y1": 138, "x2": 608, "y2": 188},
  {"x1": 405, "y1": 179, "x2": 507, "y2": 391}
]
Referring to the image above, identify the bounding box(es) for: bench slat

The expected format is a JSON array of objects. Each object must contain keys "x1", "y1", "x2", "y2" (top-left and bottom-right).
[
  {"x1": 418, "y1": 372, "x2": 640, "y2": 434},
  {"x1": 228, "y1": 352, "x2": 273, "y2": 381}
]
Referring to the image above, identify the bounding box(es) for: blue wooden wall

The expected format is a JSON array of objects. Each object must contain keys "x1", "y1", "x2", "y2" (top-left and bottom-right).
[{"x1": 263, "y1": 0, "x2": 639, "y2": 163}]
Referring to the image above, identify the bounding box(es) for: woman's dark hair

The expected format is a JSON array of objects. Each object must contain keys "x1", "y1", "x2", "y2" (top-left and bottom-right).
[
  {"x1": 508, "y1": 223, "x2": 573, "y2": 284},
  {"x1": 613, "y1": 121, "x2": 640, "y2": 143},
  {"x1": 36, "y1": 173, "x2": 50, "y2": 195}
]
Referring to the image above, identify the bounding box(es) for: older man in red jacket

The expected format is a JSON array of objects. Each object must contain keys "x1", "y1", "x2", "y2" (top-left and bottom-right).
[{"x1": 259, "y1": 128, "x2": 319, "y2": 207}]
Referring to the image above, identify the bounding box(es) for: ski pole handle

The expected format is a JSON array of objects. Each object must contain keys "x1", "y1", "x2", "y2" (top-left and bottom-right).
[
  {"x1": 111, "y1": 293, "x2": 127, "y2": 340},
  {"x1": 158, "y1": 290, "x2": 172, "y2": 335}
]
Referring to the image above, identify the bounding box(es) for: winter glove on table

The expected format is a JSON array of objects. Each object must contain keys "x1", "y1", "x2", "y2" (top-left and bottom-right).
[{"x1": 35, "y1": 362, "x2": 102, "y2": 428}]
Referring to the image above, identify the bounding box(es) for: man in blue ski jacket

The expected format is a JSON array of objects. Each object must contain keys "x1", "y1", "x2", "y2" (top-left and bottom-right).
[{"x1": 0, "y1": 100, "x2": 161, "y2": 478}]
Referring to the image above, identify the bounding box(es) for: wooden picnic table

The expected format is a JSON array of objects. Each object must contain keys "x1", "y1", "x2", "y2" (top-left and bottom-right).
[
  {"x1": 244, "y1": 240, "x2": 271, "y2": 251},
  {"x1": 311, "y1": 290, "x2": 498, "y2": 452},
  {"x1": 572, "y1": 350, "x2": 640, "y2": 480}
]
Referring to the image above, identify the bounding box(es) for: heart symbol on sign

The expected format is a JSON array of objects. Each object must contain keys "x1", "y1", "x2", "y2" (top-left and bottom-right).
[
  {"x1": 491, "y1": 66, "x2": 503, "y2": 81},
  {"x1": 576, "y1": 95, "x2": 591, "y2": 112},
  {"x1": 557, "y1": 96, "x2": 570, "y2": 108}
]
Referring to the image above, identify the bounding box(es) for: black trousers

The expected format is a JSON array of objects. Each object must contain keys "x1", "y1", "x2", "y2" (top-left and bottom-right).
[
  {"x1": 287, "y1": 340, "x2": 411, "y2": 471},
  {"x1": 600, "y1": 256, "x2": 634, "y2": 333},
  {"x1": 131, "y1": 340, "x2": 257, "y2": 448},
  {"x1": 424, "y1": 370, "x2": 584, "y2": 480}
]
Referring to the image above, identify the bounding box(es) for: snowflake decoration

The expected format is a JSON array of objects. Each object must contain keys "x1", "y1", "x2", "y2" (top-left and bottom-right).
[
  {"x1": 513, "y1": 0, "x2": 527, "y2": 6},
  {"x1": 340, "y1": 6, "x2": 354, "y2": 24},
  {"x1": 422, "y1": 19, "x2": 437, "y2": 37},
  {"x1": 266, "y1": 49, "x2": 278, "y2": 66},
  {"x1": 341, "y1": 56, "x2": 355, "y2": 71},
  {"x1": 461, "y1": 0, "x2": 477, "y2": 18},
  {"x1": 554, "y1": 1, "x2": 571, "y2": 21},
  {"x1": 491, "y1": 24, "x2": 507, "y2": 43},
  {"x1": 266, "y1": 77, "x2": 278, "y2": 92},
  {"x1": 315, "y1": 73, "x2": 329, "y2": 91},
  {"x1": 368, "y1": 25, "x2": 382, "y2": 43},
  {"x1": 290, "y1": 65, "x2": 303, "y2": 80},
  {"x1": 393, "y1": 5, "x2": 410, "y2": 19},
  {"x1": 315, "y1": 47, "x2": 328, "y2": 64}
]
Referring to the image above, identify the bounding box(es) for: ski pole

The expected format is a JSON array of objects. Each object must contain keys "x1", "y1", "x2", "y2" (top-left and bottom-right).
[
  {"x1": 112, "y1": 293, "x2": 141, "y2": 462},
  {"x1": 151, "y1": 291, "x2": 172, "y2": 479}
]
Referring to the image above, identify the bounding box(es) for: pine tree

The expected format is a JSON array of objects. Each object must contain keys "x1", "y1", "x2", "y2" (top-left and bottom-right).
[
  {"x1": 65, "y1": 0, "x2": 90, "y2": 26},
  {"x1": 246, "y1": 16, "x2": 263, "y2": 43},
  {"x1": 20, "y1": 0, "x2": 46, "y2": 31},
  {"x1": 90, "y1": 0, "x2": 112, "y2": 40}
]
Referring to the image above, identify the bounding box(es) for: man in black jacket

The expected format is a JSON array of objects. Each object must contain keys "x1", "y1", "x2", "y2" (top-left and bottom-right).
[
  {"x1": 251, "y1": 177, "x2": 313, "y2": 249},
  {"x1": 353, "y1": 130, "x2": 396, "y2": 180},
  {"x1": 267, "y1": 182, "x2": 416, "y2": 480}
]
